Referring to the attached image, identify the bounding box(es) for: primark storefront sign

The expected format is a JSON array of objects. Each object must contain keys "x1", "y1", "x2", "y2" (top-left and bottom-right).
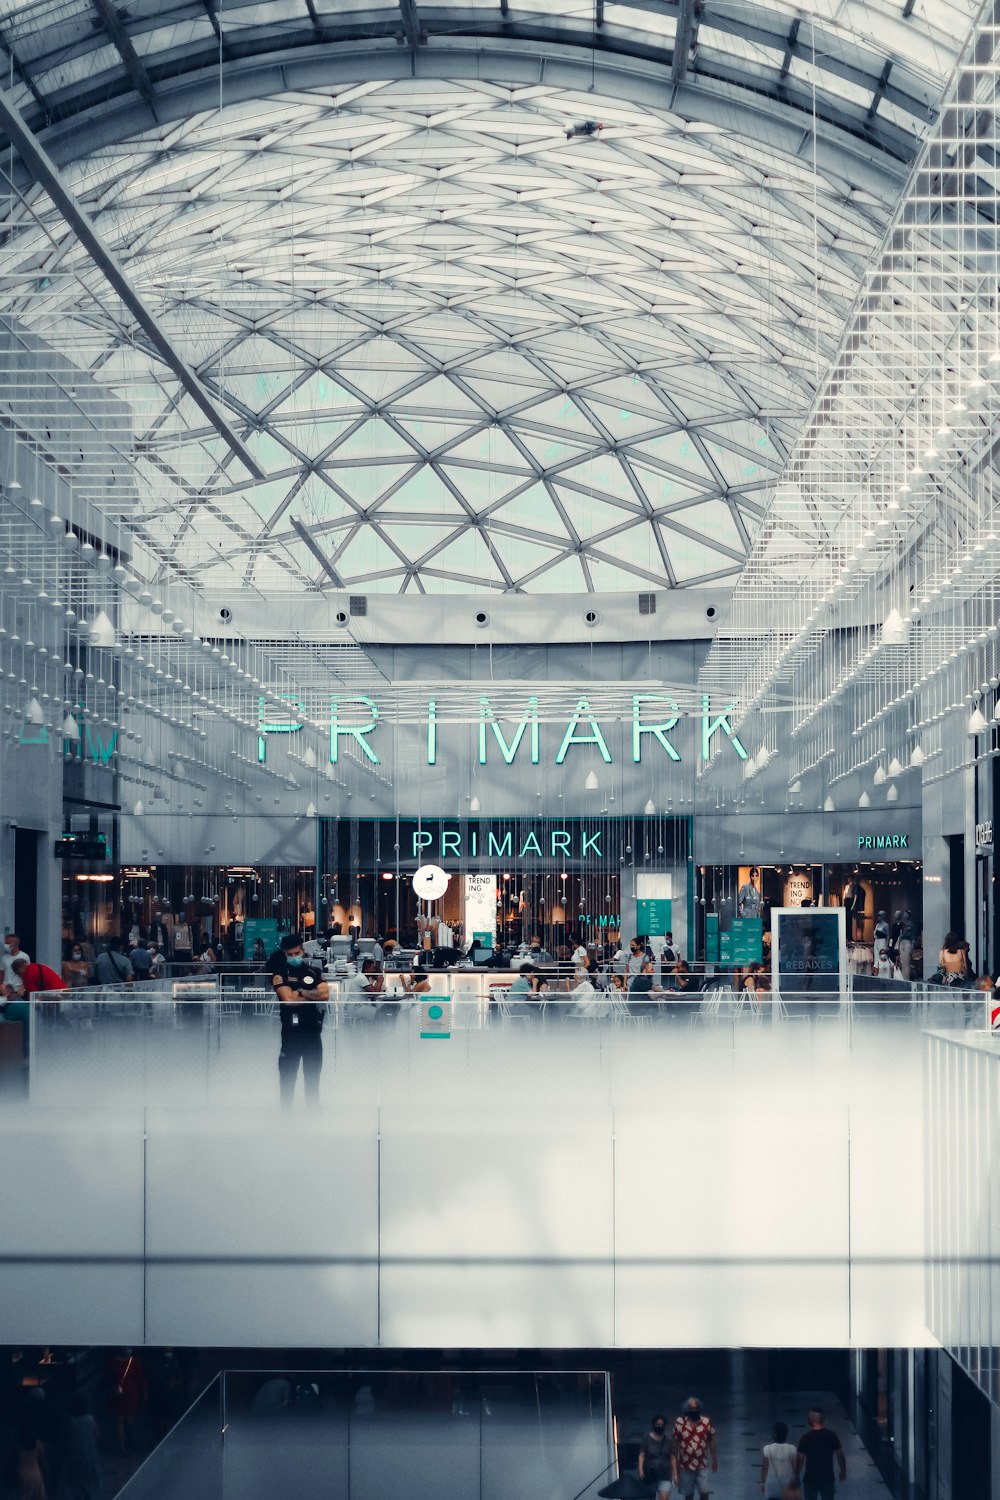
[
  {"x1": 410, "y1": 822, "x2": 608, "y2": 862},
  {"x1": 258, "y1": 694, "x2": 748, "y2": 766}
]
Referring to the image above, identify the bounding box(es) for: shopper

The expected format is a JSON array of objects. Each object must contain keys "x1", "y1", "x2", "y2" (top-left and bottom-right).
[
  {"x1": 104, "y1": 1348, "x2": 147, "y2": 1455},
  {"x1": 662, "y1": 931, "x2": 679, "y2": 965},
  {"x1": 269, "y1": 934, "x2": 329, "y2": 1106},
  {"x1": 91, "y1": 937, "x2": 133, "y2": 987},
  {"x1": 793, "y1": 1409, "x2": 846, "y2": 1500},
  {"x1": 672, "y1": 1396, "x2": 717, "y2": 1498},
  {"x1": 760, "y1": 1420, "x2": 797, "y2": 1498},
  {"x1": 129, "y1": 940, "x2": 154, "y2": 982},
  {"x1": 938, "y1": 933, "x2": 969, "y2": 984},
  {"x1": 637, "y1": 1414, "x2": 674, "y2": 1499},
  {"x1": 59, "y1": 1395, "x2": 102, "y2": 1500},
  {"x1": 626, "y1": 938, "x2": 645, "y2": 976},
  {"x1": 872, "y1": 910, "x2": 889, "y2": 953},
  {"x1": 61, "y1": 944, "x2": 90, "y2": 989},
  {"x1": 1, "y1": 933, "x2": 29, "y2": 990},
  {"x1": 3, "y1": 1424, "x2": 47, "y2": 1500}
]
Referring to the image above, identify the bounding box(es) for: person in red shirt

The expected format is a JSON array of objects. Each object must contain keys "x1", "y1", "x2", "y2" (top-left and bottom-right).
[
  {"x1": 2, "y1": 956, "x2": 64, "y2": 1059},
  {"x1": 672, "y1": 1397, "x2": 719, "y2": 1498},
  {"x1": 8, "y1": 956, "x2": 65, "y2": 996}
]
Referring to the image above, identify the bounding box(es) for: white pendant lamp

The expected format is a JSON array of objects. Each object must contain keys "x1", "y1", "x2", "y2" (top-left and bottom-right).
[
  {"x1": 968, "y1": 705, "x2": 989, "y2": 735},
  {"x1": 25, "y1": 695, "x2": 44, "y2": 725},
  {"x1": 886, "y1": 783, "x2": 899, "y2": 802},
  {"x1": 87, "y1": 609, "x2": 117, "y2": 649},
  {"x1": 873, "y1": 763, "x2": 886, "y2": 785},
  {"x1": 858, "y1": 791, "x2": 871, "y2": 808},
  {"x1": 133, "y1": 800, "x2": 144, "y2": 816},
  {"x1": 887, "y1": 756, "x2": 904, "y2": 778},
  {"x1": 584, "y1": 770, "x2": 599, "y2": 791},
  {"x1": 470, "y1": 795, "x2": 481, "y2": 813},
  {"x1": 303, "y1": 745, "x2": 318, "y2": 769},
  {"x1": 882, "y1": 607, "x2": 910, "y2": 645},
  {"x1": 305, "y1": 801, "x2": 318, "y2": 818},
  {"x1": 909, "y1": 744, "x2": 925, "y2": 767},
  {"x1": 61, "y1": 711, "x2": 80, "y2": 740},
  {"x1": 823, "y1": 795, "x2": 835, "y2": 812}
]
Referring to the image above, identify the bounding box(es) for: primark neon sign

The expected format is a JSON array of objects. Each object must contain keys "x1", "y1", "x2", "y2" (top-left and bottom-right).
[{"x1": 258, "y1": 694, "x2": 748, "y2": 766}]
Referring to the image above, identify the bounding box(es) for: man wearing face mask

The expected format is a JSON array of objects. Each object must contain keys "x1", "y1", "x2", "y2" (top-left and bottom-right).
[
  {"x1": 268, "y1": 933, "x2": 329, "y2": 1107},
  {"x1": 672, "y1": 1397, "x2": 718, "y2": 1499},
  {"x1": 638, "y1": 1413, "x2": 675, "y2": 1498}
]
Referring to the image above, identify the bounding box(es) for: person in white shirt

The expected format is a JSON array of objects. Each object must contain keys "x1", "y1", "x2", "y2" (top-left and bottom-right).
[
  {"x1": 568, "y1": 964, "x2": 600, "y2": 1017},
  {"x1": 2, "y1": 934, "x2": 30, "y2": 992},
  {"x1": 760, "y1": 1421, "x2": 797, "y2": 1499},
  {"x1": 626, "y1": 939, "x2": 645, "y2": 976},
  {"x1": 874, "y1": 945, "x2": 895, "y2": 980}
]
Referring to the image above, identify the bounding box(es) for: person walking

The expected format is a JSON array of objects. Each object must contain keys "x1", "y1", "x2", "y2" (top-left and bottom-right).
[
  {"x1": 793, "y1": 1409, "x2": 846, "y2": 1500},
  {"x1": 59, "y1": 1395, "x2": 102, "y2": 1500},
  {"x1": 269, "y1": 934, "x2": 329, "y2": 1106},
  {"x1": 637, "y1": 1414, "x2": 674, "y2": 1499},
  {"x1": 104, "y1": 1349, "x2": 147, "y2": 1455},
  {"x1": 672, "y1": 1396, "x2": 717, "y2": 1499},
  {"x1": 91, "y1": 938, "x2": 133, "y2": 988},
  {"x1": 2, "y1": 1425, "x2": 47, "y2": 1500},
  {"x1": 760, "y1": 1420, "x2": 797, "y2": 1498}
]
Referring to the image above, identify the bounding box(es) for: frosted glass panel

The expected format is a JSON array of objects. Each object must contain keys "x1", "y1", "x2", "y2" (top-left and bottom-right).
[
  {"x1": 144, "y1": 1106, "x2": 378, "y2": 1255},
  {"x1": 145, "y1": 1264, "x2": 378, "y2": 1346}
]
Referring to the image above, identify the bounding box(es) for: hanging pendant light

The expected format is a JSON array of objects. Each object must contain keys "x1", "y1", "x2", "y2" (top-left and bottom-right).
[
  {"x1": 303, "y1": 745, "x2": 318, "y2": 769},
  {"x1": 87, "y1": 609, "x2": 117, "y2": 649},
  {"x1": 967, "y1": 705, "x2": 989, "y2": 735},
  {"x1": 470, "y1": 795, "x2": 481, "y2": 813},
  {"x1": 61, "y1": 711, "x2": 80, "y2": 740},
  {"x1": 133, "y1": 799, "x2": 144, "y2": 817},
  {"x1": 886, "y1": 783, "x2": 899, "y2": 803},
  {"x1": 25, "y1": 696, "x2": 44, "y2": 725},
  {"x1": 823, "y1": 795, "x2": 835, "y2": 812},
  {"x1": 584, "y1": 770, "x2": 599, "y2": 791},
  {"x1": 887, "y1": 756, "x2": 904, "y2": 778},
  {"x1": 305, "y1": 801, "x2": 318, "y2": 818},
  {"x1": 882, "y1": 607, "x2": 910, "y2": 645},
  {"x1": 858, "y1": 791, "x2": 871, "y2": 808},
  {"x1": 873, "y1": 763, "x2": 886, "y2": 786},
  {"x1": 644, "y1": 798, "x2": 656, "y2": 815},
  {"x1": 909, "y1": 744, "x2": 925, "y2": 767}
]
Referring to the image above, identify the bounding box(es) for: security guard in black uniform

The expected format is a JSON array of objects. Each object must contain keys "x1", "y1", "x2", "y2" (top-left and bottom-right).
[{"x1": 268, "y1": 933, "x2": 329, "y2": 1106}]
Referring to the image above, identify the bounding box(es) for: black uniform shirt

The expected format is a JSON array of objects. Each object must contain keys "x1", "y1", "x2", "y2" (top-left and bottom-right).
[{"x1": 269, "y1": 956, "x2": 325, "y2": 1032}]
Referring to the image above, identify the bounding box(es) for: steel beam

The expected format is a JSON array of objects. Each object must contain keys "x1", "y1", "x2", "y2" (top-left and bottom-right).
[
  {"x1": 0, "y1": 85, "x2": 265, "y2": 481},
  {"x1": 398, "y1": 0, "x2": 423, "y2": 46},
  {"x1": 291, "y1": 515, "x2": 346, "y2": 587},
  {"x1": 91, "y1": 0, "x2": 160, "y2": 121},
  {"x1": 672, "y1": 0, "x2": 699, "y2": 84}
]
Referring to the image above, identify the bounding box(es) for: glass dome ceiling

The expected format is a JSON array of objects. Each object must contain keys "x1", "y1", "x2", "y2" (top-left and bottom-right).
[{"x1": 0, "y1": 0, "x2": 979, "y2": 594}]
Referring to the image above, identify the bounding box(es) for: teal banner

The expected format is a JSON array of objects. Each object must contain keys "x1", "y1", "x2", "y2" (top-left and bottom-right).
[{"x1": 636, "y1": 897, "x2": 672, "y2": 937}]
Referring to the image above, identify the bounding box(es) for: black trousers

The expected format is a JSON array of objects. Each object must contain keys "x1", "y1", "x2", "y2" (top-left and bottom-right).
[{"x1": 278, "y1": 1028, "x2": 323, "y2": 1105}]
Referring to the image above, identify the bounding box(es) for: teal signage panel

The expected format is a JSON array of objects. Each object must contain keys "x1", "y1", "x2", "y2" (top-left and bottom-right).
[
  {"x1": 637, "y1": 897, "x2": 672, "y2": 936},
  {"x1": 731, "y1": 917, "x2": 763, "y2": 965},
  {"x1": 705, "y1": 912, "x2": 720, "y2": 963}
]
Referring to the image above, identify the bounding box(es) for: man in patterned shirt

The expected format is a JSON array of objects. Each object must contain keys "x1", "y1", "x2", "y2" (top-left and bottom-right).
[{"x1": 671, "y1": 1396, "x2": 718, "y2": 1498}]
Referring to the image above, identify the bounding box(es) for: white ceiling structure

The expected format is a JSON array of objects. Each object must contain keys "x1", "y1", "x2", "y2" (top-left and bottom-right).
[{"x1": 0, "y1": 0, "x2": 983, "y2": 599}]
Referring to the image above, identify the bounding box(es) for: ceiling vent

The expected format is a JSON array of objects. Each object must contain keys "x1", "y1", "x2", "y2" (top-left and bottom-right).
[
  {"x1": 638, "y1": 592, "x2": 657, "y2": 615},
  {"x1": 349, "y1": 595, "x2": 368, "y2": 616}
]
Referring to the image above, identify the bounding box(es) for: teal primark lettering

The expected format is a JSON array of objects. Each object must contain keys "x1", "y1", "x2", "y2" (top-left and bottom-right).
[{"x1": 857, "y1": 834, "x2": 909, "y2": 850}]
